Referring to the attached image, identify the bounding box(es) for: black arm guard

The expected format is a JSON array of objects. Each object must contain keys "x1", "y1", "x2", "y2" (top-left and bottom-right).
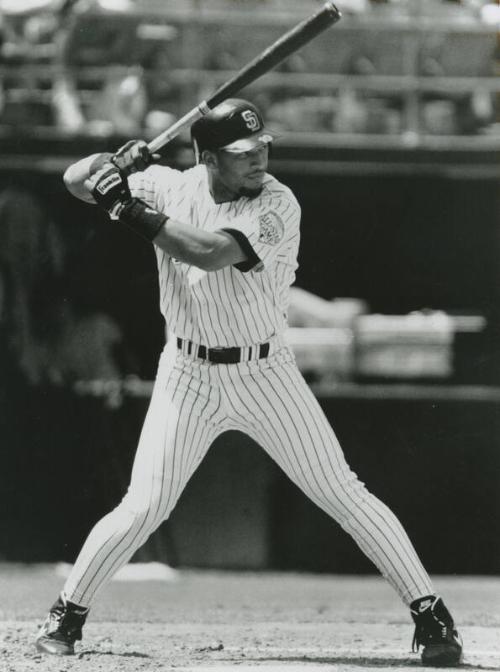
[{"x1": 118, "y1": 198, "x2": 168, "y2": 242}]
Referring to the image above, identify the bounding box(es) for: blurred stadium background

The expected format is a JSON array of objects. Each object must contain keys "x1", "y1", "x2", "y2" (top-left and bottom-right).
[{"x1": 0, "y1": 0, "x2": 499, "y2": 579}]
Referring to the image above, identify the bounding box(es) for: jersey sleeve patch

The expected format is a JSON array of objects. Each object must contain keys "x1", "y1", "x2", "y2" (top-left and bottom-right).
[{"x1": 258, "y1": 211, "x2": 284, "y2": 246}]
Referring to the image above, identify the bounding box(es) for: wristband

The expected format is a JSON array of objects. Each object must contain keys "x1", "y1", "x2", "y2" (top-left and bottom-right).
[{"x1": 118, "y1": 198, "x2": 167, "y2": 242}]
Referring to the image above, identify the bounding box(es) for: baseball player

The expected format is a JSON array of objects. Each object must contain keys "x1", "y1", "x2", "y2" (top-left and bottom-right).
[{"x1": 35, "y1": 98, "x2": 463, "y2": 666}]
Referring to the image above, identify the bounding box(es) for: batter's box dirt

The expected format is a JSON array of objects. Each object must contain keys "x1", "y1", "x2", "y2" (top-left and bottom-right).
[{"x1": 0, "y1": 567, "x2": 499, "y2": 671}]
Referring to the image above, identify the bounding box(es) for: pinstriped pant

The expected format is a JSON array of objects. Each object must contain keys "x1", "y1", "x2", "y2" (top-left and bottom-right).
[{"x1": 63, "y1": 338, "x2": 434, "y2": 608}]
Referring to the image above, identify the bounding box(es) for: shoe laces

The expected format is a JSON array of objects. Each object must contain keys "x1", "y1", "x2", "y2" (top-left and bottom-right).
[
  {"x1": 47, "y1": 601, "x2": 65, "y2": 631},
  {"x1": 48, "y1": 597, "x2": 88, "y2": 640}
]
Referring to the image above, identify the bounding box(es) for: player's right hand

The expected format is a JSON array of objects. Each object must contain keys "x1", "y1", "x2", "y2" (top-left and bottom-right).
[
  {"x1": 111, "y1": 140, "x2": 160, "y2": 175},
  {"x1": 85, "y1": 163, "x2": 131, "y2": 218}
]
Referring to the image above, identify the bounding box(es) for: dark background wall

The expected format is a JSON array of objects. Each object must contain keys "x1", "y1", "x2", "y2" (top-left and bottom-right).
[
  {"x1": 0, "y1": 160, "x2": 499, "y2": 573},
  {"x1": 288, "y1": 173, "x2": 500, "y2": 317},
  {"x1": 2, "y1": 392, "x2": 499, "y2": 574}
]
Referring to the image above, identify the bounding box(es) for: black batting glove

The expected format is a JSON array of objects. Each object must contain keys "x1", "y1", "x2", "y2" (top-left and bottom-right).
[
  {"x1": 85, "y1": 165, "x2": 166, "y2": 241},
  {"x1": 111, "y1": 139, "x2": 160, "y2": 175},
  {"x1": 85, "y1": 164, "x2": 131, "y2": 218}
]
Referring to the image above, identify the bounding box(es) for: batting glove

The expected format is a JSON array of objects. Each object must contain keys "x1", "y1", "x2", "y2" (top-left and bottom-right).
[
  {"x1": 85, "y1": 164, "x2": 132, "y2": 219},
  {"x1": 85, "y1": 163, "x2": 166, "y2": 242},
  {"x1": 111, "y1": 140, "x2": 160, "y2": 175}
]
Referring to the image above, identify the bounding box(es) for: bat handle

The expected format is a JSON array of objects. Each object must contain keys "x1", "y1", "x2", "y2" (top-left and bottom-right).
[{"x1": 147, "y1": 101, "x2": 211, "y2": 153}]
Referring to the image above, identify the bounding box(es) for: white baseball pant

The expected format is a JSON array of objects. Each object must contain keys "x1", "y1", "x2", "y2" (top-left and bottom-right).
[{"x1": 63, "y1": 337, "x2": 434, "y2": 607}]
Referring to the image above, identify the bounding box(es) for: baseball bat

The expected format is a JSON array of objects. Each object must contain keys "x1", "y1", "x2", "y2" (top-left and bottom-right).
[{"x1": 147, "y1": 2, "x2": 341, "y2": 153}]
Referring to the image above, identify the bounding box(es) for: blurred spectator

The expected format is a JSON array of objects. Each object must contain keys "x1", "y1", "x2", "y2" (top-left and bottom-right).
[
  {"x1": 0, "y1": 187, "x2": 64, "y2": 385},
  {"x1": 55, "y1": 0, "x2": 178, "y2": 134},
  {"x1": 45, "y1": 294, "x2": 136, "y2": 385},
  {"x1": 0, "y1": 0, "x2": 160, "y2": 133},
  {"x1": 0, "y1": 186, "x2": 135, "y2": 387},
  {"x1": 55, "y1": 0, "x2": 143, "y2": 134},
  {"x1": 479, "y1": 2, "x2": 500, "y2": 25},
  {"x1": 0, "y1": 0, "x2": 84, "y2": 128},
  {"x1": 85, "y1": 65, "x2": 148, "y2": 136},
  {"x1": 0, "y1": 0, "x2": 496, "y2": 137}
]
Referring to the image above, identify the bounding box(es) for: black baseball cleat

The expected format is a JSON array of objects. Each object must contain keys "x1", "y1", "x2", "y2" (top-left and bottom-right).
[
  {"x1": 35, "y1": 594, "x2": 89, "y2": 655},
  {"x1": 411, "y1": 595, "x2": 463, "y2": 667}
]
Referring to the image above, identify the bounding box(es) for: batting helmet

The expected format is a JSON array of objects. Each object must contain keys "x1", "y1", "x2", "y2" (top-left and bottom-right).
[{"x1": 191, "y1": 98, "x2": 274, "y2": 161}]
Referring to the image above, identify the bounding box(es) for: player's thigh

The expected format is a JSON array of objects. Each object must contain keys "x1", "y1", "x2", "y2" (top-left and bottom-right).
[
  {"x1": 126, "y1": 352, "x2": 218, "y2": 510},
  {"x1": 244, "y1": 361, "x2": 362, "y2": 514}
]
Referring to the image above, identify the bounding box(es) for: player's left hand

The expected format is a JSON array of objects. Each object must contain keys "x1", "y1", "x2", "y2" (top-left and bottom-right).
[
  {"x1": 85, "y1": 164, "x2": 131, "y2": 218},
  {"x1": 111, "y1": 140, "x2": 160, "y2": 175}
]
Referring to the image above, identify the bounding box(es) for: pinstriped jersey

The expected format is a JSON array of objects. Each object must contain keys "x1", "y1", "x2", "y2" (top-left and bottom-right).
[{"x1": 128, "y1": 164, "x2": 301, "y2": 347}]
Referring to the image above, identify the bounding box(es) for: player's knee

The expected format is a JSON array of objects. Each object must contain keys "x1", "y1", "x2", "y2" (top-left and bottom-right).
[
  {"x1": 346, "y1": 479, "x2": 373, "y2": 513},
  {"x1": 115, "y1": 496, "x2": 161, "y2": 531},
  {"x1": 321, "y1": 471, "x2": 372, "y2": 521}
]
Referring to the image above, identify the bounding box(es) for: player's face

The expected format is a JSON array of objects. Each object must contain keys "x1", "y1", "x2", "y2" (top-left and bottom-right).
[{"x1": 211, "y1": 144, "x2": 269, "y2": 199}]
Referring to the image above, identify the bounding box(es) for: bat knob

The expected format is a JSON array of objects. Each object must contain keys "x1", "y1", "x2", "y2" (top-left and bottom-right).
[{"x1": 325, "y1": 2, "x2": 342, "y2": 21}]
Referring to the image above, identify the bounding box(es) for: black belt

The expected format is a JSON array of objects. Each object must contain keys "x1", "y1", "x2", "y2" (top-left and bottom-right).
[{"x1": 176, "y1": 337, "x2": 270, "y2": 364}]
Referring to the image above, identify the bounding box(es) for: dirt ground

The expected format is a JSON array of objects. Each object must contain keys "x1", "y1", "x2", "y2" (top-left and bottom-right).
[{"x1": 0, "y1": 565, "x2": 498, "y2": 672}]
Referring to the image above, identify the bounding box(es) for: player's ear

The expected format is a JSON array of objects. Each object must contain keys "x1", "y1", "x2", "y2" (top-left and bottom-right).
[{"x1": 202, "y1": 149, "x2": 218, "y2": 168}]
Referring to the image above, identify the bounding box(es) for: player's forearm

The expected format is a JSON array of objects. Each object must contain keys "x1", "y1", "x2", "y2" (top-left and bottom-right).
[
  {"x1": 63, "y1": 153, "x2": 113, "y2": 203},
  {"x1": 84, "y1": 165, "x2": 247, "y2": 271},
  {"x1": 114, "y1": 198, "x2": 246, "y2": 270},
  {"x1": 153, "y1": 220, "x2": 246, "y2": 271}
]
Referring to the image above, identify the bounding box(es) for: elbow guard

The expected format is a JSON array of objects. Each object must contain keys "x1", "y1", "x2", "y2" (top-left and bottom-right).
[{"x1": 118, "y1": 198, "x2": 168, "y2": 242}]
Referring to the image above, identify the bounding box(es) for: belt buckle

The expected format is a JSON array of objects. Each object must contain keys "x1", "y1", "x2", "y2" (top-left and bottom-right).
[{"x1": 208, "y1": 346, "x2": 241, "y2": 364}]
